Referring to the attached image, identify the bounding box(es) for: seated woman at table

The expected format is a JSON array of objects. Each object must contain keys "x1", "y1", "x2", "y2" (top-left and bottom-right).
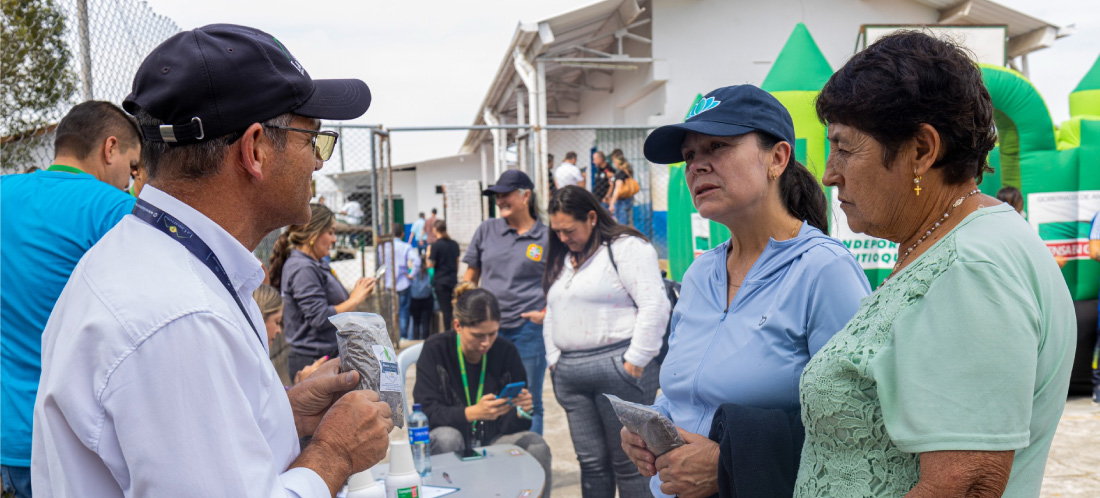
[{"x1": 413, "y1": 282, "x2": 552, "y2": 493}]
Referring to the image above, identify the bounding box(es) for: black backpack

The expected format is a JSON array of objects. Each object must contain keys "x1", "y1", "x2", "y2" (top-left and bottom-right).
[{"x1": 606, "y1": 243, "x2": 680, "y2": 366}]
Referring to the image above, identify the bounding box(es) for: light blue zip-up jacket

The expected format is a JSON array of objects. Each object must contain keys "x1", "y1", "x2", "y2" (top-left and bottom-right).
[{"x1": 650, "y1": 222, "x2": 869, "y2": 497}]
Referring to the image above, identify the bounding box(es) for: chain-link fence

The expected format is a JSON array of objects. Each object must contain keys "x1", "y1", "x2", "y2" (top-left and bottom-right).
[
  {"x1": 546, "y1": 126, "x2": 668, "y2": 259},
  {"x1": 306, "y1": 124, "x2": 671, "y2": 340},
  {"x1": 1, "y1": 0, "x2": 180, "y2": 174},
  {"x1": 318, "y1": 125, "x2": 670, "y2": 285}
]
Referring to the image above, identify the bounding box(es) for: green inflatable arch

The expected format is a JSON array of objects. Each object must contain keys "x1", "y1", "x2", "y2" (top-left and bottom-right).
[{"x1": 665, "y1": 25, "x2": 1100, "y2": 300}]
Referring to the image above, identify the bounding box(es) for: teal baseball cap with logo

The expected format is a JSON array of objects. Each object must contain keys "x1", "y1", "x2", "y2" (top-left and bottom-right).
[{"x1": 644, "y1": 84, "x2": 796, "y2": 164}]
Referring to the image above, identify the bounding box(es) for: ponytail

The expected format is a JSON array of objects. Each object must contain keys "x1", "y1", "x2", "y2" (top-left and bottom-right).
[
  {"x1": 267, "y1": 203, "x2": 336, "y2": 291},
  {"x1": 268, "y1": 232, "x2": 292, "y2": 292},
  {"x1": 756, "y1": 133, "x2": 827, "y2": 233}
]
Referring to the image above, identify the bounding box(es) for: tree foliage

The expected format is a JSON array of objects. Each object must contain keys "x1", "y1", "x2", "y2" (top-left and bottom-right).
[{"x1": 1, "y1": 0, "x2": 77, "y2": 138}]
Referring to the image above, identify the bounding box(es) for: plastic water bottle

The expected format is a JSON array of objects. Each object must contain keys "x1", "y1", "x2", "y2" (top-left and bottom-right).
[{"x1": 408, "y1": 403, "x2": 431, "y2": 477}]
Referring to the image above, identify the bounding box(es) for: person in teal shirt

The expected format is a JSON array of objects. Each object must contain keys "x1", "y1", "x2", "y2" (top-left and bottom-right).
[
  {"x1": 0, "y1": 101, "x2": 140, "y2": 498},
  {"x1": 797, "y1": 31, "x2": 1074, "y2": 497}
]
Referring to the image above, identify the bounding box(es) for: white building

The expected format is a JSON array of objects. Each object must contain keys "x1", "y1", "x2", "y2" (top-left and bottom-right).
[{"x1": 339, "y1": 0, "x2": 1069, "y2": 233}]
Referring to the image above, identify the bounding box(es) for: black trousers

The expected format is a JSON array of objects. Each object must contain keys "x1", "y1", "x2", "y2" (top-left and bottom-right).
[
  {"x1": 410, "y1": 296, "x2": 434, "y2": 340},
  {"x1": 434, "y1": 282, "x2": 455, "y2": 331}
]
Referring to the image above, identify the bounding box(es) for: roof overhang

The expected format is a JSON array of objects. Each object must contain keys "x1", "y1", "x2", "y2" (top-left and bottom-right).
[
  {"x1": 460, "y1": 0, "x2": 648, "y2": 153},
  {"x1": 913, "y1": 0, "x2": 1073, "y2": 58}
]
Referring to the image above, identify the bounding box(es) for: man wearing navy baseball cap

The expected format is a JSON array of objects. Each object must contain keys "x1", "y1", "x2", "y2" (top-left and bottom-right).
[{"x1": 32, "y1": 25, "x2": 392, "y2": 497}]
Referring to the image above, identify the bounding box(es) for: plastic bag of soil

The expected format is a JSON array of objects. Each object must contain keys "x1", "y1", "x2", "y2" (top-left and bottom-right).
[
  {"x1": 330, "y1": 312, "x2": 405, "y2": 428},
  {"x1": 604, "y1": 394, "x2": 683, "y2": 456}
]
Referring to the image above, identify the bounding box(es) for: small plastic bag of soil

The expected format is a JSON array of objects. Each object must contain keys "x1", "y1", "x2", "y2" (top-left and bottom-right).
[
  {"x1": 604, "y1": 394, "x2": 684, "y2": 456},
  {"x1": 330, "y1": 312, "x2": 405, "y2": 428}
]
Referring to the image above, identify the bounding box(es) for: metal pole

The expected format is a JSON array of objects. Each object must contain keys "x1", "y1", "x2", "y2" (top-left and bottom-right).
[
  {"x1": 385, "y1": 124, "x2": 529, "y2": 132},
  {"x1": 338, "y1": 125, "x2": 346, "y2": 172},
  {"x1": 386, "y1": 133, "x2": 394, "y2": 238},
  {"x1": 370, "y1": 129, "x2": 379, "y2": 235},
  {"x1": 77, "y1": 0, "x2": 93, "y2": 100},
  {"x1": 536, "y1": 60, "x2": 550, "y2": 205},
  {"x1": 480, "y1": 144, "x2": 489, "y2": 220},
  {"x1": 384, "y1": 133, "x2": 401, "y2": 346}
]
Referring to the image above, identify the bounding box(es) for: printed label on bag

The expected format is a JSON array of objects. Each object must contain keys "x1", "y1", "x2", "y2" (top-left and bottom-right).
[
  {"x1": 409, "y1": 426, "x2": 430, "y2": 444},
  {"x1": 397, "y1": 486, "x2": 418, "y2": 498},
  {"x1": 372, "y1": 345, "x2": 401, "y2": 392}
]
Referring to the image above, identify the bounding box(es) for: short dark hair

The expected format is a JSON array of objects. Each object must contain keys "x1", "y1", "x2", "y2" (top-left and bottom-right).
[
  {"x1": 433, "y1": 219, "x2": 449, "y2": 239},
  {"x1": 816, "y1": 31, "x2": 996, "y2": 185},
  {"x1": 54, "y1": 101, "x2": 141, "y2": 160},
  {"x1": 996, "y1": 186, "x2": 1024, "y2": 210},
  {"x1": 133, "y1": 109, "x2": 293, "y2": 181},
  {"x1": 393, "y1": 223, "x2": 405, "y2": 238},
  {"x1": 431, "y1": 208, "x2": 437, "y2": 214},
  {"x1": 564, "y1": 151, "x2": 577, "y2": 161}
]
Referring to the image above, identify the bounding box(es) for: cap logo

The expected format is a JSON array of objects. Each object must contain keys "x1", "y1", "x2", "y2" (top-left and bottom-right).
[
  {"x1": 687, "y1": 97, "x2": 721, "y2": 119},
  {"x1": 272, "y1": 37, "x2": 305, "y2": 76}
]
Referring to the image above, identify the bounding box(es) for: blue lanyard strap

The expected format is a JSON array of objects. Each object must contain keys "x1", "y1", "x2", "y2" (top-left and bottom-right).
[{"x1": 132, "y1": 198, "x2": 264, "y2": 348}]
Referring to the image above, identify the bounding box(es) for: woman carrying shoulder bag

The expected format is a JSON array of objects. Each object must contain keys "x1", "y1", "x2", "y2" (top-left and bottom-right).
[
  {"x1": 608, "y1": 149, "x2": 640, "y2": 225},
  {"x1": 544, "y1": 185, "x2": 670, "y2": 498}
]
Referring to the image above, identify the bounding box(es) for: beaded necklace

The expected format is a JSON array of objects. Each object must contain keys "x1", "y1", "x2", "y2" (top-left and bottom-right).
[{"x1": 884, "y1": 189, "x2": 980, "y2": 284}]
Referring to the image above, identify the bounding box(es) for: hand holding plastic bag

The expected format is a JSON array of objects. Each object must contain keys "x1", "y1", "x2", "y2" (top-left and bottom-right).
[
  {"x1": 604, "y1": 393, "x2": 684, "y2": 456},
  {"x1": 329, "y1": 312, "x2": 405, "y2": 428}
]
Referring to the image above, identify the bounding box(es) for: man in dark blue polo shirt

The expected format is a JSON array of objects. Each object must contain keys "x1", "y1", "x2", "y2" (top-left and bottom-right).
[
  {"x1": 0, "y1": 101, "x2": 141, "y2": 498},
  {"x1": 463, "y1": 170, "x2": 550, "y2": 434}
]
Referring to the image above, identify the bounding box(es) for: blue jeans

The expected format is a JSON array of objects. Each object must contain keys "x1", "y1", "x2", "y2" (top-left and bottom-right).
[
  {"x1": 614, "y1": 198, "x2": 633, "y2": 225},
  {"x1": 398, "y1": 288, "x2": 412, "y2": 339},
  {"x1": 2, "y1": 464, "x2": 31, "y2": 498},
  {"x1": 498, "y1": 320, "x2": 546, "y2": 435}
]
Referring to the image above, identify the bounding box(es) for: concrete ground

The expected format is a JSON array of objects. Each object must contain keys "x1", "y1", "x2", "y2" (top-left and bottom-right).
[
  {"x1": 1041, "y1": 396, "x2": 1100, "y2": 497},
  {"x1": 392, "y1": 340, "x2": 1100, "y2": 497}
]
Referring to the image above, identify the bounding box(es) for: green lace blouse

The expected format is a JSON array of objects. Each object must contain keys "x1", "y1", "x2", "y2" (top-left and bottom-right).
[{"x1": 794, "y1": 204, "x2": 1075, "y2": 498}]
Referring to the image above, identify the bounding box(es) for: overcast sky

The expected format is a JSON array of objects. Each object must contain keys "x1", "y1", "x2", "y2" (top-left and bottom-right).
[{"x1": 140, "y1": 0, "x2": 1099, "y2": 165}]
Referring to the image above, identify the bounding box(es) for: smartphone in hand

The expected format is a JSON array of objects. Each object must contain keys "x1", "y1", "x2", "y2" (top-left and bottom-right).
[{"x1": 496, "y1": 381, "x2": 526, "y2": 401}]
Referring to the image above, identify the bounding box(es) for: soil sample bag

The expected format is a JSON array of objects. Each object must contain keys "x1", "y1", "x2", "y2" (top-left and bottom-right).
[
  {"x1": 604, "y1": 394, "x2": 684, "y2": 456},
  {"x1": 330, "y1": 312, "x2": 405, "y2": 428}
]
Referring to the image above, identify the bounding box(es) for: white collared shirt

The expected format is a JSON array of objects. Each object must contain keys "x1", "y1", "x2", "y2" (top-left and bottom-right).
[
  {"x1": 32, "y1": 186, "x2": 329, "y2": 497},
  {"x1": 553, "y1": 161, "x2": 584, "y2": 187}
]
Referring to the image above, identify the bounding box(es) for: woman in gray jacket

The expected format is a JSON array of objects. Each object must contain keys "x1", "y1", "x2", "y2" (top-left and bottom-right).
[{"x1": 269, "y1": 204, "x2": 374, "y2": 381}]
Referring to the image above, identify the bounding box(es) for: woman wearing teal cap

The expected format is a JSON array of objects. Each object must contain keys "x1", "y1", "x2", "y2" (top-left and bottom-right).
[{"x1": 621, "y1": 84, "x2": 869, "y2": 498}]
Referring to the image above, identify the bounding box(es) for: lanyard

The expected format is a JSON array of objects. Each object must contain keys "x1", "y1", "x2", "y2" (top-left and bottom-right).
[
  {"x1": 131, "y1": 198, "x2": 264, "y2": 348},
  {"x1": 456, "y1": 335, "x2": 486, "y2": 435},
  {"x1": 47, "y1": 164, "x2": 86, "y2": 175}
]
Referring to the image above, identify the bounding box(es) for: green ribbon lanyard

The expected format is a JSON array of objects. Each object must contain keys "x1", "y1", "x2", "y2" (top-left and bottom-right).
[
  {"x1": 456, "y1": 335, "x2": 487, "y2": 437},
  {"x1": 46, "y1": 164, "x2": 85, "y2": 175}
]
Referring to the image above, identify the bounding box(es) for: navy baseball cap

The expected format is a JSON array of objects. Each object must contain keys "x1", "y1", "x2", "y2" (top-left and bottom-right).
[
  {"x1": 644, "y1": 85, "x2": 795, "y2": 164},
  {"x1": 483, "y1": 169, "x2": 535, "y2": 195},
  {"x1": 123, "y1": 24, "x2": 371, "y2": 145}
]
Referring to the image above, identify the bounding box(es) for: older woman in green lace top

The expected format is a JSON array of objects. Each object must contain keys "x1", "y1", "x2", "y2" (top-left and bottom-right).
[{"x1": 794, "y1": 31, "x2": 1075, "y2": 498}]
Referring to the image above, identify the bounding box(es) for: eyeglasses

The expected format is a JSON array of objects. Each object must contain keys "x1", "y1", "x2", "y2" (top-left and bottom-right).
[{"x1": 263, "y1": 124, "x2": 339, "y2": 161}]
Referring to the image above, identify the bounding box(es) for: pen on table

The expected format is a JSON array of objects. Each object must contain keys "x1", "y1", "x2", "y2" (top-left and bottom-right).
[{"x1": 442, "y1": 472, "x2": 451, "y2": 484}]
